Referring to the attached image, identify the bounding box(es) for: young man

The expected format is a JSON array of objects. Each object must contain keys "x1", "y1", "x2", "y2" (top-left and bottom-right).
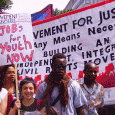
[
  {"x1": 35, "y1": 53, "x2": 87, "y2": 115},
  {"x1": 78, "y1": 62, "x2": 104, "y2": 115}
]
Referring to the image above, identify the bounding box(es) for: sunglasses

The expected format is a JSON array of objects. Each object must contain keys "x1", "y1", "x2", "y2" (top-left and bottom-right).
[{"x1": 54, "y1": 64, "x2": 66, "y2": 69}]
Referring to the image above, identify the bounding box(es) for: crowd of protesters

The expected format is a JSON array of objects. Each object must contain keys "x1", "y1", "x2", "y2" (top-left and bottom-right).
[{"x1": 0, "y1": 53, "x2": 112, "y2": 115}]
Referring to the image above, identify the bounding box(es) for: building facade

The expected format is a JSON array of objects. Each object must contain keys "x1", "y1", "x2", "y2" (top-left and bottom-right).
[{"x1": 65, "y1": 0, "x2": 105, "y2": 10}]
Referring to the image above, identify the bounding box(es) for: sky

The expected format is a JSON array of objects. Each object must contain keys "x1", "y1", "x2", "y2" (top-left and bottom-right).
[{"x1": 5, "y1": 0, "x2": 70, "y2": 14}]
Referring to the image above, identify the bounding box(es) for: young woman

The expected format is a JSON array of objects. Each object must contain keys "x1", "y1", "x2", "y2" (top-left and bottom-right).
[
  {"x1": 0, "y1": 66, "x2": 8, "y2": 115},
  {"x1": 1, "y1": 64, "x2": 17, "y2": 114},
  {"x1": 8, "y1": 78, "x2": 41, "y2": 115}
]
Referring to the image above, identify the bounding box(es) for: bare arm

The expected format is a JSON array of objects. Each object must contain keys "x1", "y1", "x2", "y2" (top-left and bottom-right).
[
  {"x1": 8, "y1": 107, "x2": 17, "y2": 115},
  {"x1": 76, "y1": 106, "x2": 85, "y2": 115},
  {"x1": 0, "y1": 94, "x2": 8, "y2": 115},
  {"x1": 8, "y1": 99, "x2": 21, "y2": 115}
]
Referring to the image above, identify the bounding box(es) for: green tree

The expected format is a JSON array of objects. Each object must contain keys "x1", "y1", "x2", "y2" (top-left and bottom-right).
[
  {"x1": 53, "y1": 8, "x2": 73, "y2": 17},
  {"x1": 0, "y1": 0, "x2": 13, "y2": 12}
]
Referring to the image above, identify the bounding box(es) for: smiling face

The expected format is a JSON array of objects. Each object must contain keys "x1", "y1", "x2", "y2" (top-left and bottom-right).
[
  {"x1": 52, "y1": 58, "x2": 66, "y2": 82},
  {"x1": 21, "y1": 83, "x2": 35, "y2": 100},
  {"x1": 4, "y1": 66, "x2": 15, "y2": 82},
  {"x1": 84, "y1": 62, "x2": 97, "y2": 82}
]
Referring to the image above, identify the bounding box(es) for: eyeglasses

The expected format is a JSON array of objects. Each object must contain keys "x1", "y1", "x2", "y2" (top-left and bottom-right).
[
  {"x1": 5, "y1": 71, "x2": 15, "y2": 75},
  {"x1": 54, "y1": 65, "x2": 66, "y2": 69}
]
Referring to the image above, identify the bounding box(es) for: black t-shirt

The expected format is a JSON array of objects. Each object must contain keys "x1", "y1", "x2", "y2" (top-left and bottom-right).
[{"x1": 10, "y1": 98, "x2": 38, "y2": 114}]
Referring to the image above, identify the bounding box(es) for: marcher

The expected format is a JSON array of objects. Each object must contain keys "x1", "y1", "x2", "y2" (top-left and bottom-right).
[
  {"x1": 0, "y1": 65, "x2": 8, "y2": 115},
  {"x1": 35, "y1": 53, "x2": 87, "y2": 115},
  {"x1": 8, "y1": 77, "x2": 41, "y2": 115},
  {"x1": 1, "y1": 64, "x2": 17, "y2": 114},
  {"x1": 78, "y1": 62, "x2": 104, "y2": 115}
]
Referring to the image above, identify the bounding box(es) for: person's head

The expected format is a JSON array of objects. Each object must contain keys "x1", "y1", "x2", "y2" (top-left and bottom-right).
[
  {"x1": 51, "y1": 53, "x2": 67, "y2": 81},
  {"x1": 20, "y1": 78, "x2": 36, "y2": 100},
  {"x1": 1, "y1": 64, "x2": 15, "y2": 83},
  {"x1": 83, "y1": 62, "x2": 97, "y2": 82}
]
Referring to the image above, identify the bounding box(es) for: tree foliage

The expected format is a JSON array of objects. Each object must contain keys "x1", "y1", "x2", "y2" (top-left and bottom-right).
[
  {"x1": 53, "y1": 8, "x2": 73, "y2": 17},
  {"x1": 0, "y1": 0, "x2": 13, "y2": 11}
]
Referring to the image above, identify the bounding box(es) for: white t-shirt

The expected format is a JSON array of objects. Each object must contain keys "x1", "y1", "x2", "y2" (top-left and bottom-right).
[
  {"x1": 0, "y1": 88, "x2": 8, "y2": 103},
  {"x1": 36, "y1": 80, "x2": 87, "y2": 115}
]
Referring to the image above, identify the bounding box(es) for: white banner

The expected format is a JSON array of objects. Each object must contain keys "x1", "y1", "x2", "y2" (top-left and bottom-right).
[
  {"x1": 31, "y1": 0, "x2": 115, "y2": 104},
  {"x1": 30, "y1": 0, "x2": 115, "y2": 79},
  {"x1": 0, "y1": 13, "x2": 34, "y2": 65}
]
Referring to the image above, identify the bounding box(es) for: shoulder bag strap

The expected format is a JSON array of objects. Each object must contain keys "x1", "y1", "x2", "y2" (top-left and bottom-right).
[{"x1": 51, "y1": 94, "x2": 60, "y2": 106}]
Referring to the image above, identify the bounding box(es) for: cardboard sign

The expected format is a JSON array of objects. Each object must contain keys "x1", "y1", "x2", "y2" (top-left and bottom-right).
[{"x1": 0, "y1": 13, "x2": 34, "y2": 65}]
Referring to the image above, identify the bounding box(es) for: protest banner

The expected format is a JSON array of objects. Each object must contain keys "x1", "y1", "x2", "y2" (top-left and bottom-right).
[
  {"x1": 31, "y1": 0, "x2": 115, "y2": 105},
  {"x1": 0, "y1": 13, "x2": 34, "y2": 65}
]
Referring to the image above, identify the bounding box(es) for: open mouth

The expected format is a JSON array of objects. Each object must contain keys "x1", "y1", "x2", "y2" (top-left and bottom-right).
[
  {"x1": 10, "y1": 77, "x2": 14, "y2": 79},
  {"x1": 58, "y1": 70, "x2": 64, "y2": 73}
]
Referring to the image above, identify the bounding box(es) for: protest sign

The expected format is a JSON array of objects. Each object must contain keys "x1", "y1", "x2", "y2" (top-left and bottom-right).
[
  {"x1": 31, "y1": 0, "x2": 115, "y2": 105},
  {"x1": 0, "y1": 13, "x2": 34, "y2": 65},
  {"x1": 31, "y1": 0, "x2": 115, "y2": 79}
]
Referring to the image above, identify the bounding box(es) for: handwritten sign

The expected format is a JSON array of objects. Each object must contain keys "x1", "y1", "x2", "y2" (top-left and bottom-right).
[{"x1": 0, "y1": 13, "x2": 34, "y2": 65}]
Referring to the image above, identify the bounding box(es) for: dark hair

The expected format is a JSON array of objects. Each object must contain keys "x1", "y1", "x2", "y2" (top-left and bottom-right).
[
  {"x1": 1, "y1": 64, "x2": 15, "y2": 75},
  {"x1": 0, "y1": 64, "x2": 15, "y2": 90},
  {"x1": 51, "y1": 53, "x2": 66, "y2": 65},
  {"x1": 20, "y1": 78, "x2": 36, "y2": 91}
]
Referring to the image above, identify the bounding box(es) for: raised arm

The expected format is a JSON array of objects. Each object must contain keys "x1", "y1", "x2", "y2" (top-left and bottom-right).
[{"x1": 8, "y1": 99, "x2": 21, "y2": 115}]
